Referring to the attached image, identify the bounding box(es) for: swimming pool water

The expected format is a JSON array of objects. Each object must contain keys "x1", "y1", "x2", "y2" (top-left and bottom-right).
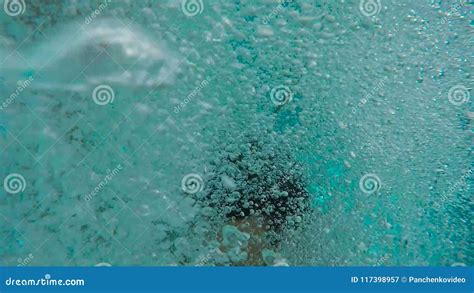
[{"x1": 0, "y1": 0, "x2": 472, "y2": 266}]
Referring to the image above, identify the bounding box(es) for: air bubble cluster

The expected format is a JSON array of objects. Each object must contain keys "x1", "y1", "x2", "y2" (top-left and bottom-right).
[{"x1": 200, "y1": 127, "x2": 311, "y2": 252}]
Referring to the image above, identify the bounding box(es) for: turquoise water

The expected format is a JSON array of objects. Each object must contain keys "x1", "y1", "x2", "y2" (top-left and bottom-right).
[{"x1": 0, "y1": 0, "x2": 472, "y2": 266}]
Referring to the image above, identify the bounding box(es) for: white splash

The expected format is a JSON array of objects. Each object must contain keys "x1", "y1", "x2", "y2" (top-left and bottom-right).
[{"x1": 2, "y1": 19, "x2": 181, "y2": 91}]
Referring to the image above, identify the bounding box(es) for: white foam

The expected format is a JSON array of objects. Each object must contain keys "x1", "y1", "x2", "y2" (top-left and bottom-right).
[{"x1": 4, "y1": 19, "x2": 181, "y2": 90}]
